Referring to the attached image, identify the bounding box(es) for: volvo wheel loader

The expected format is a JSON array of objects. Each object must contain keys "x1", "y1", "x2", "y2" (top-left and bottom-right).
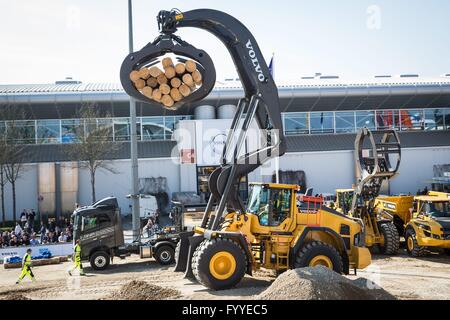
[
  {"x1": 332, "y1": 128, "x2": 401, "y2": 255},
  {"x1": 120, "y1": 8, "x2": 371, "y2": 290},
  {"x1": 375, "y1": 191, "x2": 450, "y2": 256}
]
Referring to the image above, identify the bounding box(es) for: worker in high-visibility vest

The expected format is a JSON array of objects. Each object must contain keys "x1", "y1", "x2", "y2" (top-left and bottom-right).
[
  {"x1": 16, "y1": 249, "x2": 36, "y2": 284},
  {"x1": 68, "y1": 239, "x2": 85, "y2": 276}
]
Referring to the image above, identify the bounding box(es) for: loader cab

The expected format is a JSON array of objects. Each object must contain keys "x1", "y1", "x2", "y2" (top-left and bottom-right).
[
  {"x1": 246, "y1": 183, "x2": 293, "y2": 227},
  {"x1": 334, "y1": 189, "x2": 354, "y2": 214}
]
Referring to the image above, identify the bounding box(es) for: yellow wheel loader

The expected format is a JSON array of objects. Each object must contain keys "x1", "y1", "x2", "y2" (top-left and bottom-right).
[
  {"x1": 183, "y1": 183, "x2": 371, "y2": 290},
  {"x1": 375, "y1": 191, "x2": 450, "y2": 256},
  {"x1": 332, "y1": 128, "x2": 401, "y2": 255},
  {"x1": 120, "y1": 8, "x2": 371, "y2": 291}
]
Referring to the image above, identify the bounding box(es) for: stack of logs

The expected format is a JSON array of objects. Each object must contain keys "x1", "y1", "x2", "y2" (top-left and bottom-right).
[{"x1": 129, "y1": 57, "x2": 202, "y2": 109}]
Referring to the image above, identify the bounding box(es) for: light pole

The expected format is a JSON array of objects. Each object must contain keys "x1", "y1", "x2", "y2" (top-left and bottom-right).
[{"x1": 128, "y1": 0, "x2": 140, "y2": 240}]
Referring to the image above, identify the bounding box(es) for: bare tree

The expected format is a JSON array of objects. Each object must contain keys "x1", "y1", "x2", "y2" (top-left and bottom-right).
[
  {"x1": 66, "y1": 105, "x2": 119, "y2": 203},
  {"x1": 0, "y1": 106, "x2": 26, "y2": 223},
  {"x1": 0, "y1": 140, "x2": 8, "y2": 226}
]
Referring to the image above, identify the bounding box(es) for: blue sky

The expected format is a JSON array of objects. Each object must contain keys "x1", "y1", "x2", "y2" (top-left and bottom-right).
[{"x1": 0, "y1": 0, "x2": 449, "y2": 84}]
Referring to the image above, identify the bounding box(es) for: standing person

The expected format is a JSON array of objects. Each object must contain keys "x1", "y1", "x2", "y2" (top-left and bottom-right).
[
  {"x1": 20, "y1": 210, "x2": 27, "y2": 227},
  {"x1": 68, "y1": 239, "x2": 85, "y2": 276},
  {"x1": 16, "y1": 249, "x2": 36, "y2": 284},
  {"x1": 14, "y1": 222, "x2": 22, "y2": 236},
  {"x1": 39, "y1": 222, "x2": 47, "y2": 243}
]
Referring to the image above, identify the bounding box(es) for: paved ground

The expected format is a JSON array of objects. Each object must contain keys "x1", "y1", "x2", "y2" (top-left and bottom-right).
[{"x1": 0, "y1": 251, "x2": 448, "y2": 300}]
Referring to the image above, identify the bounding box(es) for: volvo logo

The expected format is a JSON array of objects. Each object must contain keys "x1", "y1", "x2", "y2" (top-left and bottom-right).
[
  {"x1": 210, "y1": 133, "x2": 227, "y2": 155},
  {"x1": 246, "y1": 39, "x2": 266, "y2": 82}
]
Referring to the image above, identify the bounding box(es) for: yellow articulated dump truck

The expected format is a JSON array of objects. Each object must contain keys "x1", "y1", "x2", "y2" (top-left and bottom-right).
[{"x1": 375, "y1": 191, "x2": 450, "y2": 256}]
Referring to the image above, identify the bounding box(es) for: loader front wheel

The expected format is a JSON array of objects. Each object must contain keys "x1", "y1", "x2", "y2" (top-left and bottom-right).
[
  {"x1": 294, "y1": 241, "x2": 343, "y2": 273},
  {"x1": 192, "y1": 238, "x2": 247, "y2": 290},
  {"x1": 379, "y1": 223, "x2": 400, "y2": 255},
  {"x1": 405, "y1": 229, "x2": 426, "y2": 257}
]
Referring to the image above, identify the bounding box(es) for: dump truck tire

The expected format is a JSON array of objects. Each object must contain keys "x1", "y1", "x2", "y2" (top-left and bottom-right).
[
  {"x1": 379, "y1": 223, "x2": 400, "y2": 255},
  {"x1": 90, "y1": 251, "x2": 110, "y2": 270},
  {"x1": 192, "y1": 238, "x2": 246, "y2": 290},
  {"x1": 154, "y1": 245, "x2": 175, "y2": 265},
  {"x1": 405, "y1": 229, "x2": 426, "y2": 257},
  {"x1": 294, "y1": 241, "x2": 343, "y2": 273}
]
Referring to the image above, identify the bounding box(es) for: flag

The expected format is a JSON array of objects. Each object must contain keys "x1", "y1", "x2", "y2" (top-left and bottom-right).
[{"x1": 268, "y1": 53, "x2": 274, "y2": 79}]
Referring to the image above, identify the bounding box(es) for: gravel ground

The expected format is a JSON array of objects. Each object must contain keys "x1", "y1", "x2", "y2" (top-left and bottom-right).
[{"x1": 0, "y1": 251, "x2": 448, "y2": 300}]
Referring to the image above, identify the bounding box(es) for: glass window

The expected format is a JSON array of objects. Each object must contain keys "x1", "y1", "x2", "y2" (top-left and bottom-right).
[
  {"x1": 61, "y1": 119, "x2": 82, "y2": 143},
  {"x1": 445, "y1": 108, "x2": 450, "y2": 130},
  {"x1": 6, "y1": 120, "x2": 36, "y2": 144},
  {"x1": 356, "y1": 111, "x2": 375, "y2": 130},
  {"x1": 96, "y1": 118, "x2": 114, "y2": 141},
  {"x1": 113, "y1": 118, "x2": 130, "y2": 141},
  {"x1": 335, "y1": 112, "x2": 355, "y2": 133},
  {"x1": 81, "y1": 215, "x2": 97, "y2": 232},
  {"x1": 375, "y1": 110, "x2": 399, "y2": 130},
  {"x1": 424, "y1": 109, "x2": 444, "y2": 131},
  {"x1": 400, "y1": 109, "x2": 423, "y2": 131},
  {"x1": 142, "y1": 117, "x2": 165, "y2": 140},
  {"x1": 37, "y1": 120, "x2": 60, "y2": 144},
  {"x1": 310, "y1": 112, "x2": 334, "y2": 134},
  {"x1": 284, "y1": 113, "x2": 309, "y2": 135}
]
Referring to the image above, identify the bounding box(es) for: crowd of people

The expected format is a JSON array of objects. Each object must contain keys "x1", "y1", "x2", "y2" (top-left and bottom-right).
[{"x1": 0, "y1": 210, "x2": 73, "y2": 248}]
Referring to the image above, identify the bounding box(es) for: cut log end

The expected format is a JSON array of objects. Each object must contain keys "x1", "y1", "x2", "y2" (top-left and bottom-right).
[
  {"x1": 161, "y1": 94, "x2": 174, "y2": 107},
  {"x1": 185, "y1": 60, "x2": 197, "y2": 73}
]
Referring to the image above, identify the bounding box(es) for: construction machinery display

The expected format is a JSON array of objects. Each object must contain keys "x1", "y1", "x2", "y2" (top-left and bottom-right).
[
  {"x1": 332, "y1": 128, "x2": 402, "y2": 255},
  {"x1": 375, "y1": 191, "x2": 450, "y2": 256},
  {"x1": 120, "y1": 8, "x2": 371, "y2": 290}
]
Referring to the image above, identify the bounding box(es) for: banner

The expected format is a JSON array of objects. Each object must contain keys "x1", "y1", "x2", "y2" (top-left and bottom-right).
[{"x1": 0, "y1": 243, "x2": 73, "y2": 264}]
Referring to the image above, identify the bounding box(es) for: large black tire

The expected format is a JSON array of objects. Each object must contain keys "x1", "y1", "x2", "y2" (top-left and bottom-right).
[
  {"x1": 90, "y1": 251, "x2": 110, "y2": 270},
  {"x1": 154, "y1": 245, "x2": 175, "y2": 265},
  {"x1": 192, "y1": 238, "x2": 247, "y2": 290},
  {"x1": 294, "y1": 241, "x2": 343, "y2": 273},
  {"x1": 405, "y1": 229, "x2": 426, "y2": 257},
  {"x1": 379, "y1": 223, "x2": 400, "y2": 255}
]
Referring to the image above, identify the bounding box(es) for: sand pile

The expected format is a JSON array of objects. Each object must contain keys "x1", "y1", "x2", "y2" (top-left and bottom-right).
[
  {"x1": 257, "y1": 266, "x2": 395, "y2": 300},
  {"x1": 107, "y1": 280, "x2": 181, "y2": 300},
  {"x1": 0, "y1": 293, "x2": 31, "y2": 300}
]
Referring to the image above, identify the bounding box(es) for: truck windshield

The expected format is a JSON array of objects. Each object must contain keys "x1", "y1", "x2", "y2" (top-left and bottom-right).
[
  {"x1": 246, "y1": 185, "x2": 291, "y2": 226},
  {"x1": 425, "y1": 202, "x2": 450, "y2": 218}
]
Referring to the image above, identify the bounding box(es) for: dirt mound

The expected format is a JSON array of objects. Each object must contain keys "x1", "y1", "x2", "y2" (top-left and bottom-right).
[
  {"x1": 107, "y1": 280, "x2": 181, "y2": 300},
  {"x1": 257, "y1": 266, "x2": 395, "y2": 300},
  {"x1": 0, "y1": 293, "x2": 31, "y2": 300}
]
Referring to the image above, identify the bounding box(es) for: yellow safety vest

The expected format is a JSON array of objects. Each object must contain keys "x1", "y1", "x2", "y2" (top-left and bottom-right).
[
  {"x1": 74, "y1": 244, "x2": 81, "y2": 258},
  {"x1": 22, "y1": 253, "x2": 32, "y2": 267}
]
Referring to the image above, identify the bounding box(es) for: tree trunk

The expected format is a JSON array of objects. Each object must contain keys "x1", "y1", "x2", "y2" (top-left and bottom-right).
[
  {"x1": 0, "y1": 168, "x2": 4, "y2": 227},
  {"x1": 90, "y1": 168, "x2": 96, "y2": 204},
  {"x1": 12, "y1": 180, "x2": 16, "y2": 223}
]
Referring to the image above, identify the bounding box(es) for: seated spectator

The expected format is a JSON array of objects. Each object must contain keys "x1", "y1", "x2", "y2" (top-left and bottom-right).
[
  {"x1": 48, "y1": 219, "x2": 56, "y2": 233},
  {"x1": 66, "y1": 229, "x2": 73, "y2": 242},
  {"x1": 2, "y1": 231, "x2": 10, "y2": 245},
  {"x1": 30, "y1": 233, "x2": 40, "y2": 246},
  {"x1": 9, "y1": 235, "x2": 19, "y2": 247},
  {"x1": 0, "y1": 235, "x2": 3, "y2": 248},
  {"x1": 39, "y1": 222, "x2": 47, "y2": 243},
  {"x1": 24, "y1": 221, "x2": 33, "y2": 234},
  {"x1": 41, "y1": 233, "x2": 49, "y2": 244},
  {"x1": 58, "y1": 231, "x2": 68, "y2": 243},
  {"x1": 22, "y1": 234, "x2": 30, "y2": 246},
  {"x1": 14, "y1": 222, "x2": 22, "y2": 236}
]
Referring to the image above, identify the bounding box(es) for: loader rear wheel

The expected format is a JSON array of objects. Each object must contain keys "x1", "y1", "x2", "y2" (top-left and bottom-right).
[
  {"x1": 192, "y1": 238, "x2": 247, "y2": 290},
  {"x1": 294, "y1": 241, "x2": 343, "y2": 273},
  {"x1": 379, "y1": 223, "x2": 400, "y2": 255},
  {"x1": 405, "y1": 229, "x2": 426, "y2": 257}
]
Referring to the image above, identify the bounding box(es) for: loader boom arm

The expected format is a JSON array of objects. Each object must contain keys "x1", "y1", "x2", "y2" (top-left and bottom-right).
[{"x1": 158, "y1": 9, "x2": 286, "y2": 230}]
